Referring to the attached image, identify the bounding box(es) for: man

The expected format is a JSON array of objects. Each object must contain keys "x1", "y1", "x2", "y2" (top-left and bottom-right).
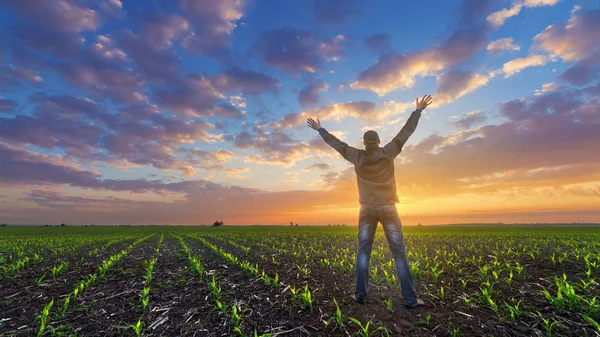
[{"x1": 307, "y1": 94, "x2": 433, "y2": 309}]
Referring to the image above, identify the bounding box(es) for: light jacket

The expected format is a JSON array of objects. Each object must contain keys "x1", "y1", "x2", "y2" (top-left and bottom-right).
[{"x1": 318, "y1": 109, "x2": 422, "y2": 204}]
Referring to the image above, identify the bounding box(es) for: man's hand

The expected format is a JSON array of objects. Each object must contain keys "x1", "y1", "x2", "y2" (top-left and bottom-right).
[
  {"x1": 307, "y1": 117, "x2": 321, "y2": 131},
  {"x1": 416, "y1": 95, "x2": 433, "y2": 111}
]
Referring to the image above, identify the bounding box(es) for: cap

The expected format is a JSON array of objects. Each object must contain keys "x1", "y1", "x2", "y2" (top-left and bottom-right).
[{"x1": 363, "y1": 130, "x2": 380, "y2": 144}]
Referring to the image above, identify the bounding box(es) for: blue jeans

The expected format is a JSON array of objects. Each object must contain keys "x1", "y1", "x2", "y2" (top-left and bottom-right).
[{"x1": 355, "y1": 204, "x2": 417, "y2": 304}]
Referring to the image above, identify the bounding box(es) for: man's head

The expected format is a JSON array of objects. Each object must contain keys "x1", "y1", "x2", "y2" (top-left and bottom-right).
[{"x1": 363, "y1": 130, "x2": 380, "y2": 147}]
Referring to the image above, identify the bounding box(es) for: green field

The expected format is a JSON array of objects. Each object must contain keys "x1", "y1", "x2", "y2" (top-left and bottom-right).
[{"x1": 1, "y1": 225, "x2": 599, "y2": 336}]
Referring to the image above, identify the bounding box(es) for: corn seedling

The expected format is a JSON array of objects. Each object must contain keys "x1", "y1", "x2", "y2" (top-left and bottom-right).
[
  {"x1": 503, "y1": 299, "x2": 523, "y2": 321},
  {"x1": 208, "y1": 275, "x2": 222, "y2": 299},
  {"x1": 34, "y1": 272, "x2": 47, "y2": 286},
  {"x1": 430, "y1": 265, "x2": 443, "y2": 283},
  {"x1": 231, "y1": 301, "x2": 246, "y2": 331},
  {"x1": 36, "y1": 298, "x2": 54, "y2": 337},
  {"x1": 537, "y1": 311, "x2": 563, "y2": 337},
  {"x1": 297, "y1": 264, "x2": 310, "y2": 278},
  {"x1": 214, "y1": 299, "x2": 226, "y2": 314},
  {"x1": 417, "y1": 313, "x2": 432, "y2": 328},
  {"x1": 301, "y1": 284, "x2": 313, "y2": 312},
  {"x1": 384, "y1": 296, "x2": 393, "y2": 313},
  {"x1": 50, "y1": 261, "x2": 68, "y2": 278},
  {"x1": 327, "y1": 297, "x2": 346, "y2": 331},
  {"x1": 580, "y1": 313, "x2": 600, "y2": 332},
  {"x1": 128, "y1": 317, "x2": 144, "y2": 337},
  {"x1": 410, "y1": 262, "x2": 421, "y2": 278},
  {"x1": 141, "y1": 286, "x2": 151, "y2": 310},
  {"x1": 348, "y1": 317, "x2": 373, "y2": 337}
]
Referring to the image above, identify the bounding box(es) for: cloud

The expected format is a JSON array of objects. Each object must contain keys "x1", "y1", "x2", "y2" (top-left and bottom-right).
[
  {"x1": 0, "y1": 97, "x2": 17, "y2": 111},
  {"x1": 143, "y1": 14, "x2": 191, "y2": 50},
  {"x1": 224, "y1": 124, "x2": 353, "y2": 166},
  {"x1": 0, "y1": 64, "x2": 43, "y2": 92},
  {"x1": 0, "y1": 91, "x2": 230, "y2": 175},
  {"x1": 351, "y1": 0, "x2": 490, "y2": 95},
  {"x1": 435, "y1": 70, "x2": 490, "y2": 105},
  {"x1": 486, "y1": 0, "x2": 558, "y2": 28},
  {"x1": 3, "y1": 0, "x2": 102, "y2": 33},
  {"x1": 534, "y1": 82, "x2": 559, "y2": 96},
  {"x1": 153, "y1": 74, "x2": 243, "y2": 118},
  {"x1": 4, "y1": 80, "x2": 600, "y2": 225},
  {"x1": 272, "y1": 101, "x2": 377, "y2": 129},
  {"x1": 225, "y1": 168, "x2": 250, "y2": 179},
  {"x1": 524, "y1": 0, "x2": 559, "y2": 7},
  {"x1": 91, "y1": 35, "x2": 127, "y2": 60},
  {"x1": 297, "y1": 80, "x2": 329, "y2": 108},
  {"x1": 319, "y1": 35, "x2": 347, "y2": 61},
  {"x1": 253, "y1": 28, "x2": 321, "y2": 74},
  {"x1": 533, "y1": 8, "x2": 600, "y2": 86},
  {"x1": 363, "y1": 33, "x2": 391, "y2": 52},
  {"x1": 272, "y1": 99, "x2": 413, "y2": 130},
  {"x1": 487, "y1": 37, "x2": 520, "y2": 55},
  {"x1": 210, "y1": 67, "x2": 281, "y2": 95},
  {"x1": 350, "y1": 51, "x2": 445, "y2": 95},
  {"x1": 487, "y1": 3, "x2": 522, "y2": 27},
  {"x1": 7, "y1": 24, "x2": 145, "y2": 103},
  {"x1": 502, "y1": 54, "x2": 549, "y2": 77},
  {"x1": 558, "y1": 54, "x2": 600, "y2": 86},
  {"x1": 305, "y1": 163, "x2": 332, "y2": 171},
  {"x1": 0, "y1": 142, "x2": 241, "y2": 195},
  {"x1": 533, "y1": 8, "x2": 600, "y2": 62},
  {"x1": 0, "y1": 112, "x2": 106, "y2": 158},
  {"x1": 450, "y1": 110, "x2": 487, "y2": 129},
  {"x1": 313, "y1": 0, "x2": 359, "y2": 26},
  {"x1": 253, "y1": 28, "x2": 346, "y2": 75},
  {"x1": 0, "y1": 143, "x2": 99, "y2": 188},
  {"x1": 392, "y1": 85, "x2": 600, "y2": 200},
  {"x1": 177, "y1": 0, "x2": 246, "y2": 55}
]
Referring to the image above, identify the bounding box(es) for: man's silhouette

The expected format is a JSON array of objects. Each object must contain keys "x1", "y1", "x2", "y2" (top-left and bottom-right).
[{"x1": 307, "y1": 95, "x2": 433, "y2": 309}]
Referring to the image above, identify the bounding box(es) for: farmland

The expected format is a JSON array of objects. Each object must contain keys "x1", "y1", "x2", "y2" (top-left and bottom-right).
[{"x1": 1, "y1": 226, "x2": 599, "y2": 337}]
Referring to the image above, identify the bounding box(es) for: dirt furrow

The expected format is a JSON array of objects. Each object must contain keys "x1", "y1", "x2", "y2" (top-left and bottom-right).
[{"x1": 0, "y1": 237, "x2": 137, "y2": 336}]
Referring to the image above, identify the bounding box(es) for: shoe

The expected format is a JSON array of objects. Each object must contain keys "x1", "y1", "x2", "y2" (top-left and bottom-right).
[
  {"x1": 352, "y1": 294, "x2": 365, "y2": 304},
  {"x1": 405, "y1": 299, "x2": 425, "y2": 309}
]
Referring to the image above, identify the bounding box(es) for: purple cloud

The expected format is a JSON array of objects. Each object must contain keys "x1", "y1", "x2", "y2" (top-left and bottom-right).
[
  {"x1": 451, "y1": 110, "x2": 487, "y2": 129},
  {"x1": 118, "y1": 30, "x2": 181, "y2": 84},
  {"x1": 0, "y1": 64, "x2": 43, "y2": 92},
  {"x1": 305, "y1": 162, "x2": 331, "y2": 171},
  {"x1": 0, "y1": 143, "x2": 99, "y2": 187},
  {"x1": 363, "y1": 33, "x2": 391, "y2": 52},
  {"x1": 351, "y1": 0, "x2": 491, "y2": 95},
  {"x1": 533, "y1": 8, "x2": 600, "y2": 87},
  {"x1": 211, "y1": 67, "x2": 281, "y2": 95},
  {"x1": 557, "y1": 52, "x2": 600, "y2": 86},
  {"x1": 177, "y1": 0, "x2": 246, "y2": 57},
  {"x1": 3, "y1": 0, "x2": 102, "y2": 33},
  {"x1": 142, "y1": 13, "x2": 190, "y2": 50},
  {"x1": 297, "y1": 80, "x2": 329, "y2": 108},
  {"x1": 393, "y1": 85, "x2": 600, "y2": 197},
  {"x1": 254, "y1": 28, "x2": 322, "y2": 75},
  {"x1": 0, "y1": 142, "x2": 233, "y2": 194},
  {"x1": 435, "y1": 69, "x2": 490, "y2": 105},
  {"x1": 319, "y1": 35, "x2": 347, "y2": 61},
  {"x1": 153, "y1": 74, "x2": 243, "y2": 118},
  {"x1": 0, "y1": 97, "x2": 17, "y2": 111}
]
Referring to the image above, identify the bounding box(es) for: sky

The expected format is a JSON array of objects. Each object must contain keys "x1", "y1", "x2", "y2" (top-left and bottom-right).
[{"x1": 0, "y1": 0, "x2": 599, "y2": 225}]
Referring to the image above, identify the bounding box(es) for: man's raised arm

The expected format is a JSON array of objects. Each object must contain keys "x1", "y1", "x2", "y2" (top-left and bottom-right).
[
  {"x1": 384, "y1": 95, "x2": 433, "y2": 158},
  {"x1": 307, "y1": 117, "x2": 359, "y2": 164}
]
